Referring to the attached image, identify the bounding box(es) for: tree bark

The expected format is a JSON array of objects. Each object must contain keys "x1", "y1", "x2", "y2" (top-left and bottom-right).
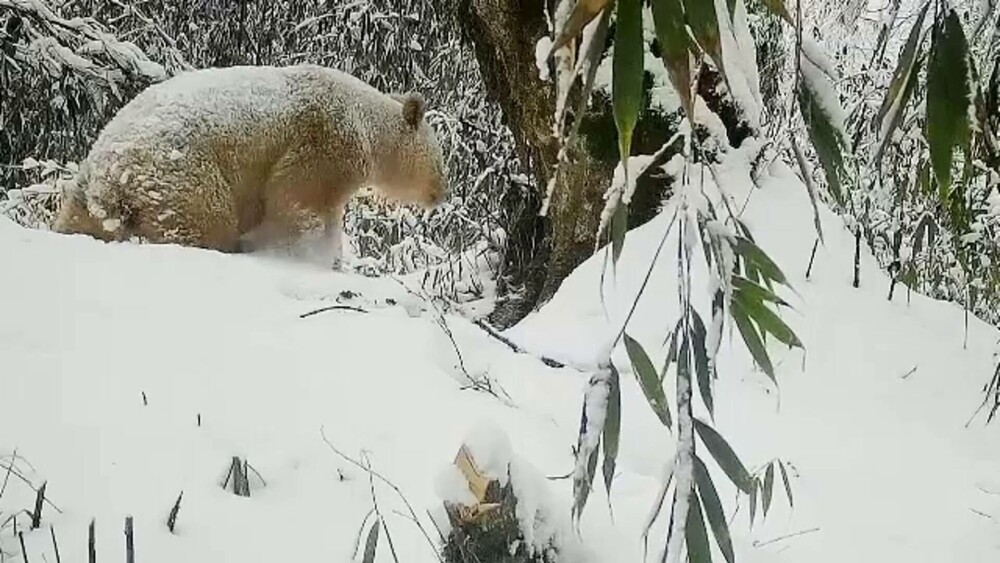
[
  {"x1": 455, "y1": 0, "x2": 614, "y2": 327},
  {"x1": 452, "y1": 1, "x2": 750, "y2": 327}
]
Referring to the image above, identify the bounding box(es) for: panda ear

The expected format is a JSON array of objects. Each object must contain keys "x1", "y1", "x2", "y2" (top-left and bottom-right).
[{"x1": 401, "y1": 92, "x2": 425, "y2": 129}]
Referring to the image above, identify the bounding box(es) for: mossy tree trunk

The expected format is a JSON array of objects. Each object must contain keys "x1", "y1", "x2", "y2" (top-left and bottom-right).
[
  {"x1": 452, "y1": 0, "x2": 749, "y2": 327},
  {"x1": 454, "y1": 0, "x2": 615, "y2": 327}
]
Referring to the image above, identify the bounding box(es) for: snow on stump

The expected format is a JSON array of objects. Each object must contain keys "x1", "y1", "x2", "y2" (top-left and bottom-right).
[{"x1": 437, "y1": 430, "x2": 564, "y2": 563}]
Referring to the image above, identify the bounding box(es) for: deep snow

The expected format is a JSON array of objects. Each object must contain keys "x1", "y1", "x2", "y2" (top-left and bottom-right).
[{"x1": 2, "y1": 147, "x2": 999, "y2": 562}]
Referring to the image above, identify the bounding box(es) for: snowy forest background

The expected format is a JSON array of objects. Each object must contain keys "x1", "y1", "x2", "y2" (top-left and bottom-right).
[
  {"x1": 1, "y1": 0, "x2": 1000, "y2": 561},
  {"x1": 1, "y1": 0, "x2": 998, "y2": 328}
]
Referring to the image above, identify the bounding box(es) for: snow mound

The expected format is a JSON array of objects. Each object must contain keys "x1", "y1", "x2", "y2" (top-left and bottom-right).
[
  {"x1": 0, "y1": 220, "x2": 593, "y2": 562},
  {"x1": 508, "y1": 147, "x2": 1000, "y2": 561}
]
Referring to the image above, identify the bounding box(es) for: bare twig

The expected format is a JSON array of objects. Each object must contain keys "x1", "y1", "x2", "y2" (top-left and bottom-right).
[
  {"x1": 319, "y1": 428, "x2": 443, "y2": 562},
  {"x1": 0, "y1": 462, "x2": 61, "y2": 514},
  {"x1": 124, "y1": 516, "x2": 134, "y2": 563},
  {"x1": 17, "y1": 531, "x2": 27, "y2": 563},
  {"x1": 167, "y1": 492, "x2": 183, "y2": 533},
  {"x1": 299, "y1": 305, "x2": 369, "y2": 318},
  {"x1": 970, "y1": 508, "x2": 996, "y2": 522},
  {"x1": 362, "y1": 453, "x2": 399, "y2": 563},
  {"x1": 31, "y1": 482, "x2": 46, "y2": 529},
  {"x1": 0, "y1": 449, "x2": 17, "y2": 501},
  {"x1": 49, "y1": 525, "x2": 60, "y2": 563},
  {"x1": 471, "y1": 319, "x2": 566, "y2": 369},
  {"x1": 806, "y1": 237, "x2": 819, "y2": 279},
  {"x1": 752, "y1": 527, "x2": 820, "y2": 548},
  {"x1": 88, "y1": 519, "x2": 95, "y2": 563}
]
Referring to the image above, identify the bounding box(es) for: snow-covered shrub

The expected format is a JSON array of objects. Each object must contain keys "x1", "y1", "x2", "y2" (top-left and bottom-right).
[{"x1": 0, "y1": 0, "x2": 166, "y2": 198}]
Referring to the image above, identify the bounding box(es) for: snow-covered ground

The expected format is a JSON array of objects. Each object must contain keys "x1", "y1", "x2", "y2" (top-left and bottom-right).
[{"x1": 2, "y1": 150, "x2": 999, "y2": 562}]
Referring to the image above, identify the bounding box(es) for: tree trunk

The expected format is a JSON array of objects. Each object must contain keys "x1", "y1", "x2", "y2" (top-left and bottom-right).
[
  {"x1": 452, "y1": 1, "x2": 749, "y2": 327},
  {"x1": 455, "y1": 0, "x2": 614, "y2": 327}
]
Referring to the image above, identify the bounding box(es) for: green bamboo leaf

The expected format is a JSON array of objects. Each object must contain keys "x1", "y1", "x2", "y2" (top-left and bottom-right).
[
  {"x1": 690, "y1": 310, "x2": 715, "y2": 417},
  {"x1": 686, "y1": 490, "x2": 713, "y2": 563},
  {"x1": 926, "y1": 6, "x2": 971, "y2": 193},
  {"x1": 734, "y1": 237, "x2": 789, "y2": 286},
  {"x1": 749, "y1": 478, "x2": 758, "y2": 526},
  {"x1": 734, "y1": 289, "x2": 802, "y2": 349},
  {"x1": 602, "y1": 364, "x2": 622, "y2": 495},
  {"x1": 762, "y1": 463, "x2": 775, "y2": 517},
  {"x1": 574, "y1": 443, "x2": 600, "y2": 519},
  {"x1": 798, "y1": 72, "x2": 848, "y2": 207},
  {"x1": 611, "y1": 201, "x2": 627, "y2": 264},
  {"x1": 694, "y1": 455, "x2": 735, "y2": 563},
  {"x1": 875, "y1": 0, "x2": 930, "y2": 159},
  {"x1": 362, "y1": 519, "x2": 380, "y2": 563},
  {"x1": 624, "y1": 333, "x2": 673, "y2": 427},
  {"x1": 693, "y1": 418, "x2": 753, "y2": 494},
  {"x1": 732, "y1": 276, "x2": 789, "y2": 306},
  {"x1": 613, "y1": 0, "x2": 643, "y2": 161},
  {"x1": 683, "y1": 0, "x2": 724, "y2": 72},
  {"x1": 778, "y1": 460, "x2": 794, "y2": 508},
  {"x1": 652, "y1": 0, "x2": 693, "y2": 116},
  {"x1": 731, "y1": 300, "x2": 776, "y2": 381}
]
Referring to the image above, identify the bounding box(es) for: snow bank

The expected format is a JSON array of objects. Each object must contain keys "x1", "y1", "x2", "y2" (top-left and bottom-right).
[{"x1": 508, "y1": 147, "x2": 1000, "y2": 561}]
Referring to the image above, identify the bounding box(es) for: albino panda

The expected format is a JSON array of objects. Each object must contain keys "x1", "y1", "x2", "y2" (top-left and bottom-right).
[{"x1": 54, "y1": 64, "x2": 447, "y2": 267}]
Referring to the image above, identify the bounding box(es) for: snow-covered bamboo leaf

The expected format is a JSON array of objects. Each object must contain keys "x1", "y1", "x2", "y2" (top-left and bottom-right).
[
  {"x1": 926, "y1": 6, "x2": 971, "y2": 194},
  {"x1": 686, "y1": 492, "x2": 713, "y2": 563},
  {"x1": 749, "y1": 478, "x2": 758, "y2": 526},
  {"x1": 362, "y1": 519, "x2": 380, "y2": 563},
  {"x1": 731, "y1": 300, "x2": 776, "y2": 381},
  {"x1": 799, "y1": 72, "x2": 848, "y2": 207},
  {"x1": 691, "y1": 310, "x2": 715, "y2": 417},
  {"x1": 624, "y1": 333, "x2": 673, "y2": 428},
  {"x1": 735, "y1": 237, "x2": 788, "y2": 286},
  {"x1": 573, "y1": 372, "x2": 610, "y2": 519},
  {"x1": 734, "y1": 289, "x2": 802, "y2": 349},
  {"x1": 732, "y1": 276, "x2": 788, "y2": 306},
  {"x1": 683, "y1": 0, "x2": 724, "y2": 72},
  {"x1": 602, "y1": 363, "x2": 622, "y2": 495},
  {"x1": 652, "y1": 0, "x2": 693, "y2": 116},
  {"x1": 611, "y1": 200, "x2": 627, "y2": 264},
  {"x1": 613, "y1": 0, "x2": 643, "y2": 162},
  {"x1": 875, "y1": 0, "x2": 930, "y2": 159},
  {"x1": 574, "y1": 445, "x2": 600, "y2": 519},
  {"x1": 779, "y1": 460, "x2": 794, "y2": 508},
  {"x1": 552, "y1": 0, "x2": 614, "y2": 51},
  {"x1": 694, "y1": 455, "x2": 735, "y2": 563},
  {"x1": 693, "y1": 418, "x2": 753, "y2": 493},
  {"x1": 762, "y1": 463, "x2": 775, "y2": 517}
]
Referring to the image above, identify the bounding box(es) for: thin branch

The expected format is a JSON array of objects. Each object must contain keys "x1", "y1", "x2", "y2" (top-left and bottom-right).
[
  {"x1": 752, "y1": 526, "x2": 821, "y2": 548},
  {"x1": 362, "y1": 453, "x2": 399, "y2": 563},
  {"x1": 471, "y1": 319, "x2": 566, "y2": 369},
  {"x1": 319, "y1": 428, "x2": 444, "y2": 562},
  {"x1": 299, "y1": 305, "x2": 369, "y2": 318}
]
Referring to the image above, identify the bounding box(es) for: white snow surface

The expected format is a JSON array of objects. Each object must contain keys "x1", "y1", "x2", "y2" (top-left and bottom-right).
[{"x1": 2, "y1": 146, "x2": 1000, "y2": 562}]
